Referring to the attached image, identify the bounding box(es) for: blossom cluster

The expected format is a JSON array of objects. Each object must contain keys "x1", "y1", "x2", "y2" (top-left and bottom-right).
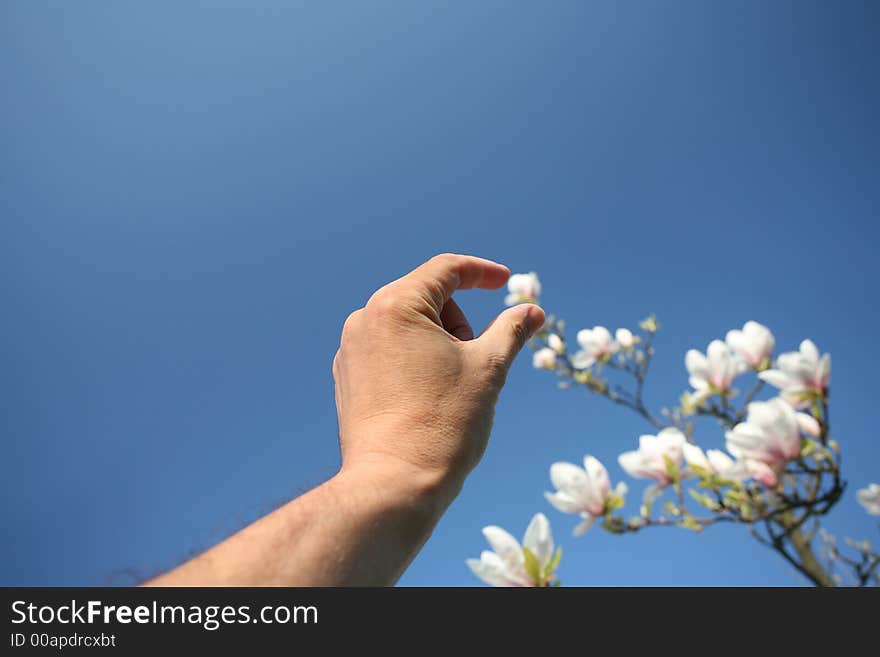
[{"x1": 466, "y1": 272, "x2": 878, "y2": 587}]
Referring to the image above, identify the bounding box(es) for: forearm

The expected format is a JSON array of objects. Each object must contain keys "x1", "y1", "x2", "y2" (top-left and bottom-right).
[{"x1": 145, "y1": 460, "x2": 457, "y2": 587}]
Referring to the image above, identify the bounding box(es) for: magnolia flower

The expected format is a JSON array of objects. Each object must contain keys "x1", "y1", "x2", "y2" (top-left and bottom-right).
[
  {"x1": 466, "y1": 513, "x2": 557, "y2": 587},
  {"x1": 618, "y1": 428, "x2": 687, "y2": 485},
  {"x1": 572, "y1": 326, "x2": 618, "y2": 369},
  {"x1": 685, "y1": 340, "x2": 747, "y2": 396},
  {"x1": 533, "y1": 347, "x2": 557, "y2": 370},
  {"x1": 857, "y1": 484, "x2": 880, "y2": 516},
  {"x1": 615, "y1": 328, "x2": 635, "y2": 349},
  {"x1": 504, "y1": 272, "x2": 541, "y2": 306},
  {"x1": 726, "y1": 321, "x2": 774, "y2": 369},
  {"x1": 725, "y1": 398, "x2": 802, "y2": 487},
  {"x1": 682, "y1": 443, "x2": 747, "y2": 480},
  {"x1": 545, "y1": 456, "x2": 627, "y2": 536},
  {"x1": 759, "y1": 339, "x2": 831, "y2": 407},
  {"x1": 547, "y1": 333, "x2": 564, "y2": 354}
]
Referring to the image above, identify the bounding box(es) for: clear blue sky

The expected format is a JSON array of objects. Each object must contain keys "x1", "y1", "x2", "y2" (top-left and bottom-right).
[{"x1": 2, "y1": 1, "x2": 878, "y2": 586}]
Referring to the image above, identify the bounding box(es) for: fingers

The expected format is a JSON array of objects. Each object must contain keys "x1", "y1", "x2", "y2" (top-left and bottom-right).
[
  {"x1": 381, "y1": 254, "x2": 510, "y2": 318},
  {"x1": 475, "y1": 303, "x2": 545, "y2": 372},
  {"x1": 439, "y1": 297, "x2": 474, "y2": 341}
]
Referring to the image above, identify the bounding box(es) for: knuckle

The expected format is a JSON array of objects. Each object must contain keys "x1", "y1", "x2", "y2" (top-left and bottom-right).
[
  {"x1": 367, "y1": 286, "x2": 399, "y2": 316},
  {"x1": 341, "y1": 309, "x2": 363, "y2": 339},
  {"x1": 483, "y1": 352, "x2": 510, "y2": 384},
  {"x1": 431, "y1": 252, "x2": 457, "y2": 266},
  {"x1": 508, "y1": 318, "x2": 529, "y2": 351}
]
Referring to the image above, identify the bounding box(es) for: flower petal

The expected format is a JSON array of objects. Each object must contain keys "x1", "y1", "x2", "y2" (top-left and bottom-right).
[{"x1": 522, "y1": 513, "x2": 553, "y2": 566}]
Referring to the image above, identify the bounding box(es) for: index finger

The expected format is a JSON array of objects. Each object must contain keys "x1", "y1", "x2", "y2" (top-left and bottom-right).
[{"x1": 389, "y1": 253, "x2": 511, "y2": 317}]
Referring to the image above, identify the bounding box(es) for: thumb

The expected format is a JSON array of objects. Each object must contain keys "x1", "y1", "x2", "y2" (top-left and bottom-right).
[{"x1": 476, "y1": 303, "x2": 546, "y2": 371}]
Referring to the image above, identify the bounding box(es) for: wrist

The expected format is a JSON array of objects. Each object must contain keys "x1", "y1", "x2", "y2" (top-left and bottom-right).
[{"x1": 335, "y1": 456, "x2": 463, "y2": 526}]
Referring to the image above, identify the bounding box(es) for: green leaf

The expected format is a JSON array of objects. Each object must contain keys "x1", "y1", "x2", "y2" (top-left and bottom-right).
[
  {"x1": 662, "y1": 454, "x2": 679, "y2": 482},
  {"x1": 573, "y1": 370, "x2": 592, "y2": 384},
  {"x1": 679, "y1": 515, "x2": 703, "y2": 532},
  {"x1": 725, "y1": 489, "x2": 744, "y2": 505},
  {"x1": 522, "y1": 547, "x2": 541, "y2": 584},
  {"x1": 545, "y1": 547, "x2": 563, "y2": 576},
  {"x1": 663, "y1": 500, "x2": 681, "y2": 517},
  {"x1": 605, "y1": 492, "x2": 625, "y2": 511},
  {"x1": 689, "y1": 489, "x2": 718, "y2": 511},
  {"x1": 639, "y1": 314, "x2": 659, "y2": 333},
  {"x1": 689, "y1": 464, "x2": 710, "y2": 480}
]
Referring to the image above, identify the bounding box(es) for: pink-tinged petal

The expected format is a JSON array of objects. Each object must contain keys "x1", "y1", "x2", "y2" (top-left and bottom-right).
[
  {"x1": 706, "y1": 449, "x2": 736, "y2": 474},
  {"x1": 583, "y1": 455, "x2": 610, "y2": 502},
  {"x1": 725, "y1": 329, "x2": 750, "y2": 363},
  {"x1": 522, "y1": 513, "x2": 553, "y2": 565},
  {"x1": 482, "y1": 526, "x2": 524, "y2": 570},
  {"x1": 549, "y1": 462, "x2": 589, "y2": 501},
  {"x1": 545, "y1": 490, "x2": 582, "y2": 514},
  {"x1": 532, "y1": 348, "x2": 557, "y2": 370},
  {"x1": 573, "y1": 514, "x2": 596, "y2": 537},
  {"x1": 685, "y1": 349, "x2": 708, "y2": 378},
  {"x1": 615, "y1": 328, "x2": 634, "y2": 348},
  {"x1": 656, "y1": 427, "x2": 686, "y2": 464},
  {"x1": 688, "y1": 376, "x2": 709, "y2": 391},
  {"x1": 744, "y1": 321, "x2": 774, "y2": 357},
  {"x1": 618, "y1": 450, "x2": 648, "y2": 479},
  {"x1": 817, "y1": 353, "x2": 831, "y2": 388},
  {"x1": 570, "y1": 350, "x2": 595, "y2": 369},
  {"x1": 467, "y1": 552, "x2": 520, "y2": 587},
  {"x1": 682, "y1": 443, "x2": 710, "y2": 470},
  {"x1": 593, "y1": 326, "x2": 613, "y2": 349},
  {"x1": 547, "y1": 333, "x2": 564, "y2": 353},
  {"x1": 747, "y1": 461, "x2": 778, "y2": 487},
  {"x1": 637, "y1": 434, "x2": 661, "y2": 456},
  {"x1": 758, "y1": 369, "x2": 792, "y2": 389},
  {"x1": 796, "y1": 412, "x2": 821, "y2": 438},
  {"x1": 800, "y1": 339, "x2": 819, "y2": 363},
  {"x1": 576, "y1": 328, "x2": 595, "y2": 350}
]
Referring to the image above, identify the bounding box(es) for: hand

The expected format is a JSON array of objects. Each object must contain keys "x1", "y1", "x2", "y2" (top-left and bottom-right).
[
  {"x1": 333, "y1": 253, "x2": 545, "y2": 499},
  {"x1": 147, "y1": 253, "x2": 543, "y2": 586}
]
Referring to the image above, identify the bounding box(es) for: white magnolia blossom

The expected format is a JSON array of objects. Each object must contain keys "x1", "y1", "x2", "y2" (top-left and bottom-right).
[
  {"x1": 759, "y1": 339, "x2": 831, "y2": 408},
  {"x1": 682, "y1": 443, "x2": 747, "y2": 480},
  {"x1": 547, "y1": 333, "x2": 564, "y2": 354},
  {"x1": 615, "y1": 328, "x2": 635, "y2": 349},
  {"x1": 725, "y1": 321, "x2": 775, "y2": 368},
  {"x1": 504, "y1": 272, "x2": 541, "y2": 306},
  {"x1": 545, "y1": 456, "x2": 627, "y2": 536},
  {"x1": 618, "y1": 428, "x2": 687, "y2": 485},
  {"x1": 533, "y1": 347, "x2": 557, "y2": 370},
  {"x1": 725, "y1": 398, "x2": 802, "y2": 487},
  {"x1": 467, "y1": 513, "x2": 556, "y2": 587},
  {"x1": 572, "y1": 326, "x2": 618, "y2": 369},
  {"x1": 857, "y1": 484, "x2": 880, "y2": 516},
  {"x1": 685, "y1": 340, "x2": 747, "y2": 396}
]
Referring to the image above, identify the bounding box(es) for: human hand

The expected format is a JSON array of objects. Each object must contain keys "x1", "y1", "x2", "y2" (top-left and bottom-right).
[{"x1": 332, "y1": 254, "x2": 545, "y2": 500}]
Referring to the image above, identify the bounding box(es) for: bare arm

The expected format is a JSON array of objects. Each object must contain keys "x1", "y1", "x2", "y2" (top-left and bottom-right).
[{"x1": 146, "y1": 254, "x2": 544, "y2": 586}]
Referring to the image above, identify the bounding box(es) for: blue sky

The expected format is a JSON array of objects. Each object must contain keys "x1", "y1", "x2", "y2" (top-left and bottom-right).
[{"x1": 2, "y1": 1, "x2": 878, "y2": 586}]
